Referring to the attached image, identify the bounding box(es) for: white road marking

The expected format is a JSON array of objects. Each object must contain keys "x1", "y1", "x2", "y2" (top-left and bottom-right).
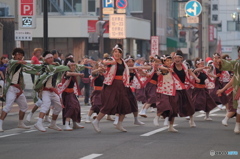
[
  {"x1": 140, "y1": 124, "x2": 177, "y2": 137},
  {"x1": 23, "y1": 130, "x2": 37, "y2": 133},
  {"x1": 196, "y1": 108, "x2": 221, "y2": 117},
  {"x1": 0, "y1": 133, "x2": 19, "y2": 138},
  {"x1": 80, "y1": 154, "x2": 103, "y2": 159}
]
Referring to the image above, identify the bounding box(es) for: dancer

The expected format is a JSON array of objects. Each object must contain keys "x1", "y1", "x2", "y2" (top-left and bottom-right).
[
  {"x1": 209, "y1": 53, "x2": 229, "y2": 109},
  {"x1": 113, "y1": 56, "x2": 145, "y2": 126},
  {"x1": 192, "y1": 58, "x2": 217, "y2": 121},
  {"x1": 172, "y1": 50, "x2": 199, "y2": 127},
  {"x1": 92, "y1": 44, "x2": 132, "y2": 133},
  {"x1": 58, "y1": 58, "x2": 85, "y2": 131},
  {"x1": 139, "y1": 55, "x2": 160, "y2": 118},
  {"x1": 153, "y1": 55, "x2": 178, "y2": 132},
  {"x1": 85, "y1": 61, "x2": 105, "y2": 123},
  {"x1": 0, "y1": 48, "x2": 41, "y2": 132},
  {"x1": 219, "y1": 49, "x2": 240, "y2": 133},
  {"x1": 33, "y1": 51, "x2": 71, "y2": 132}
]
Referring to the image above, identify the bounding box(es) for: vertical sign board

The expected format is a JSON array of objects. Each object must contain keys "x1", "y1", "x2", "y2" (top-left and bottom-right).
[
  {"x1": 209, "y1": 25, "x2": 214, "y2": 42},
  {"x1": 103, "y1": 0, "x2": 114, "y2": 14},
  {"x1": 19, "y1": 0, "x2": 36, "y2": 29},
  {"x1": 109, "y1": 14, "x2": 126, "y2": 39},
  {"x1": 151, "y1": 36, "x2": 159, "y2": 56}
]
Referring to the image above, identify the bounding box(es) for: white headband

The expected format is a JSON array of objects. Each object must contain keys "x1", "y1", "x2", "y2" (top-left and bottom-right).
[
  {"x1": 160, "y1": 55, "x2": 171, "y2": 61},
  {"x1": 44, "y1": 54, "x2": 53, "y2": 59},
  {"x1": 213, "y1": 54, "x2": 220, "y2": 58},
  {"x1": 196, "y1": 59, "x2": 204, "y2": 64},
  {"x1": 124, "y1": 56, "x2": 133, "y2": 62},
  {"x1": 67, "y1": 55, "x2": 74, "y2": 58},
  {"x1": 113, "y1": 44, "x2": 123, "y2": 52},
  {"x1": 67, "y1": 61, "x2": 75, "y2": 65}
]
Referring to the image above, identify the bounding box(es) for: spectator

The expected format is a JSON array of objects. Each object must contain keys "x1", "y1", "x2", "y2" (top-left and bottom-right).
[
  {"x1": 31, "y1": 48, "x2": 43, "y2": 83},
  {"x1": 80, "y1": 57, "x2": 92, "y2": 105}
]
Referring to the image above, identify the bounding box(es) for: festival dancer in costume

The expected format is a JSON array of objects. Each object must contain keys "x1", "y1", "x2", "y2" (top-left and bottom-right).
[
  {"x1": 217, "y1": 55, "x2": 236, "y2": 126},
  {"x1": 113, "y1": 56, "x2": 145, "y2": 126},
  {"x1": 33, "y1": 51, "x2": 83, "y2": 132},
  {"x1": 58, "y1": 58, "x2": 85, "y2": 131},
  {"x1": 138, "y1": 55, "x2": 161, "y2": 118},
  {"x1": 219, "y1": 48, "x2": 240, "y2": 133},
  {"x1": 85, "y1": 61, "x2": 105, "y2": 123},
  {"x1": 0, "y1": 48, "x2": 42, "y2": 132},
  {"x1": 172, "y1": 50, "x2": 200, "y2": 127},
  {"x1": 92, "y1": 44, "x2": 132, "y2": 133},
  {"x1": 153, "y1": 55, "x2": 179, "y2": 132},
  {"x1": 192, "y1": 58, "x2": 217, "y2": 121},
  {"x1": 209, "y1": 53, "x2": 229, "y2": 109}
]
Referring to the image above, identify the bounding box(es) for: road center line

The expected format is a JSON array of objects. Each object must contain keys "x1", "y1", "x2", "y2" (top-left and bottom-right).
[
  {"x1": 196, "y1": 108, "x2": 221, "y2": 117},
  {"x1": 0, "y1": 133, "x2": 19, "y2": 138},
  {"x1": 140, "y1": 124, "x2": 177, "y2": 137},
  {"x1": 80, "y1": 154, "x2": 103, "y2": 159}
]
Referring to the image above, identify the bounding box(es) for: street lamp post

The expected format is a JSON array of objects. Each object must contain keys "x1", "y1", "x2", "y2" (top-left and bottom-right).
[{"x1": 231, "y1": 7, "x2": 240, "y2": 24}]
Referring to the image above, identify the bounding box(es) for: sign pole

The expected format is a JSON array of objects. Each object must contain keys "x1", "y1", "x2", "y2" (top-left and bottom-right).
[
  {"x1": 198, "y1": 0, "x2": 202, "y2": 58},
  {"x1": 43, "y1": 0, "x2": 48, "y2": 51},
  {"x1": 99, "y1": 0, "x2": 104, "y2": 58}
]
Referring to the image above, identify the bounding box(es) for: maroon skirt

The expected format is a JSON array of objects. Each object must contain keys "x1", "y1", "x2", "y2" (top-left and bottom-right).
[
  {"x1": 156, "y1": 93, "x2": 178, "y2": 120},
  {"x1": 192, "y1": 88, "x2": 217, "y2": 112},
  {"x1": 90, "y1": 90, "x2": 102, "y2": 114},
  {"x1": 126, "y1": 87, "x2": 138, "y2": 113},
  {"x1": 62, "y1": 92, "x2": 81, "y2": 125},
  {"x1": 176, "y1": 90, "x2": 195, "y2": 117},
  {"x1": 209, "y1": 79, "x2": 228, "y2": 105},
  {"x1": 227, "y1": 92, "x2": 236, "y2": 113},
  {"x1": 135, "y1": 88, "x2": 146, "y2": 103},
  {"x1": 144, "y1": 82, "x2": 157, "y2": 104},
  {"x1": 100, "y1": 79, "x2": 132, "y2": 115}
]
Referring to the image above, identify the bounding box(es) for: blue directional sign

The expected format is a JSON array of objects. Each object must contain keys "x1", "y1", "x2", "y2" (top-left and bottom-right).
[
  {"x1": 103, "y1": 0, "x2": 114, "y2": 8},
  {"x1": 185, "y1": 0, "x2": 202, "y2": 17}
]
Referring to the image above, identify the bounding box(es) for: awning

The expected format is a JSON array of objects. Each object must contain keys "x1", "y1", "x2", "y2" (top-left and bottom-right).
[
  {"x1": 167, "y1": 37, "x2": 178, "y2": 48},
  {"x1": 167, "y1": 37, "x2": 187, "y2": 48}
]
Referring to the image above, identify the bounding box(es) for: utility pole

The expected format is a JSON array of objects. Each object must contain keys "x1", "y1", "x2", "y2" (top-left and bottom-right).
[
  {"x1": 99, "y1": 0, "x2": 104, "y2": 58},
  {"x1": 43, "y1": 0, "x2": 48, "y2": 51},
  {"x1": 198, "y1": 0, "x2": 203, "y2": 59}
]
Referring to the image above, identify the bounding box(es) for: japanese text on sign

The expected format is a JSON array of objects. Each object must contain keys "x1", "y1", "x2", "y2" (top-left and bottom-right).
[
  {"x1": 151, "y1": 36, "x2": 159, "y2": 56},
  {"x1": 15, "y1": 30, "x2": 32, "y2": 41},
  {"x1": 109, "y1": 14, "x2": 126, "y2": 39}
]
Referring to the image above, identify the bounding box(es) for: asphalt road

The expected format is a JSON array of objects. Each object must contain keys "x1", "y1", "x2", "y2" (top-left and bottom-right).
[{"x1": 0, "y1": 102, "x2": 239, "y2": 159}]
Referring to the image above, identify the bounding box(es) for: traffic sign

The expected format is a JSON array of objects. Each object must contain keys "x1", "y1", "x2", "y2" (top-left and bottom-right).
[
  {"x1": 103, "y1": 0, "x2": 114, "y2": 8},
  {"x1": 109, "y1": 14, "x2": 126, "y2": 39},
  {"x1": 185, "y1": 0, "x2": 202, "y2": 17},
  {"x1": 116, "y1": 0, "x2": 128, "y2": 9},
  {"x1": 19, "y1": 0, "x2": 36, "y2": 29}
]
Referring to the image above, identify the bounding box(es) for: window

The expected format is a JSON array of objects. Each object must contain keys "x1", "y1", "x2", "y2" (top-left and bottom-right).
[
  {"x1": 217, "y1": 23, "x2": 222, "y2": 32},
  {"x1": 212, "y1": 14, "x2": 218, "y2": 21},
  {"x1": 212, "y1": 4, "x2": 218, "y2": 11},
  {"x1": 227, "y1": 21, "x2": 240, "y2": 31},
  {"x1": 88, "y1": 0, "x2": 95, "y2": 12},
  {"x1": 64, "y1": 0, "x2": 82, "y2": 12},
  {"x1": 41, "y1": 0, "x2": 59, "y2": 12},
  {"x1": 128, "y1": 0, "x2": 143, "y2": 12}
]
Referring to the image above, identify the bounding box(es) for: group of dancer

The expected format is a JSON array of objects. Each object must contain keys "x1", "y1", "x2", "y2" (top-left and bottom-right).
[{"x1": 0, "y1": 45, "x2": 239, "y2": 134}]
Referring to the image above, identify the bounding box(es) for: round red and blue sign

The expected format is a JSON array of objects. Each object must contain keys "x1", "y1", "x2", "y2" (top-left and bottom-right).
[{"x1": 116, "y1": 0, "x2": 128, "y2": 9}]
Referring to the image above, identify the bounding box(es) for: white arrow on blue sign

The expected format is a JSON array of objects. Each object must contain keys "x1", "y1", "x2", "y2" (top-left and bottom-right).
[
  {"x1": 103, "y1": 0, "x2": 114, "y2": 8},
  {"x1": 185, "y1": 0, "x2": 202, "y2": 17}
]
